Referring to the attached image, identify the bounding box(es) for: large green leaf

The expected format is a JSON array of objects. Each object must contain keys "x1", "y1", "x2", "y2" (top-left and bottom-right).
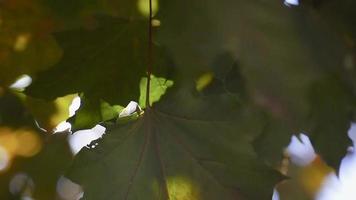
[
  {"x1": 67, "y1": 89, "x2": 283, "y2": 200},
  {"x1": 26, "y1": 16, "x2": 172, "y2": 105},
  {"x1": 157, "y1": 0, "x2": 354, "y2": 169}
]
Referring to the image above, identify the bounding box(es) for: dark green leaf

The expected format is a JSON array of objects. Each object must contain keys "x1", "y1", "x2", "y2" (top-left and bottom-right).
[
  {"x1": 26, "y1": 16, "x2": 172, "y2": 105},
  {"x1": 68, "y1": 90, "x2": 283, "y2": 200},
  {"x1": 157, "y1": 0, "x2": 354, "y2": 168}
]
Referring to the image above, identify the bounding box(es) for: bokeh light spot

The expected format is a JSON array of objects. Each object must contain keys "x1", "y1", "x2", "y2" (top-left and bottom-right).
[
  {"x1": 195, "y1": 72, "x2": 214, "y2": 92},
  {"x1": 69, "y1": 125, "x2": 106, "y2": 155},
  {"x1": 13, "y1": 33, "x2": 31, "y2": 52},
  {"x1": 0, "y1": 146, "x2": 10, "y2": 171},
  {"x1": 9, "y1": 173, "x2": 35, "y2": 196},
  {"x1": 15, "y1": 130, "x2": 42, "y2": 157},
  {"x1": 56, "y1": 176, "x2": 83, "y2": 200},
  {"x1": 9, "y1": 74, "x2": 32, "y2": 90},
  {"x1": 284, "y1": 0, "x2": 299, "y2": 7},
  {"x1": 167, "y1": 176, "x2": 200, "y2": 200}
]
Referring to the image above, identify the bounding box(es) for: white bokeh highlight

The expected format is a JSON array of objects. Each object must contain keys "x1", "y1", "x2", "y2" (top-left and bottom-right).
[
  {"x1": 0, "y1": 146, "x2": 9, "y2": 171},
  {"x1": 284, "y1": 0, "x2": 299, "y2": 7},
  {"x1": 272, "y1": 189, "x2": 280, "y2": 200},
  {"x1": 68, "y1": 125, "x2": 106, "y2": 155},
  {"x1": 56, "y1": 176, "x2": 83, "y2": 200},
  {"x1": 119, "y1": 101, "x2": 141, "y2": 118},
  {"x1": 9, "y1": 173, "x2": 34, "y2": 196},
  {"x1": 69, "y1": 97, "x2": 81, "y2": 117},
  {"x1": 9, "y1": 75, "x2": 32, "y2": 90},
  {"x1": 54, "y1": 96, "x2": 81, "y2": 133},
  {"x1": 286, "y1": 133, "x2": 316, "y2": 166},
  {"x1": 54, "y1": 121, "x2": 72, "y2": 133},
  {"x1": 316, "y1": 123, "x2": 356, "y2": 200},
  {"x1": 282, "y1": 123, "x2": 356, "y2": 200}
]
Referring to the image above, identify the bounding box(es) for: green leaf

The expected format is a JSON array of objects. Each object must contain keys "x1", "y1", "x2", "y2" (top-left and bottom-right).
[
  {"x1": 42, "y1": 0, "x2": 98, "y2": 18},
  {"x1": 0, "y1": 90, "x2": 33, "y2": 128},
  {"x1": 67, "y1": 88, "x2": 283, "y2": 200},
  {"x1": 68, "y1": 96, "x2": 123, "y2": 130},
  {"x1": 0, "y1": 4, "x2": 62, "y2": 87},
  {"x1": 23, "y1": 94, "x2": 77, "y2": 131},
  {"x1": 157, "y1": 0, "x2": 355, "y2": 168},
  {"x1": 0, "y1": 131, "x2": 72, "y2": 200},
  {"x1": 302, "y1": 0, "x2": 356, "y2": 40},
  {"x1": 139, "y1": 75, "x2": 174, "y2": 108},
  {"x1": 307, "y1": 77, "x2": 353, "y2": 170},
  {"x1": 25, "y1": 16, "x2": 172, "y2": 105}
]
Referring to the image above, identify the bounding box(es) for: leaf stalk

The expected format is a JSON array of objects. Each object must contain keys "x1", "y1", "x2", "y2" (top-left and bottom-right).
[{"x1": 145, "y1": 0, "x2": 153, "y2": 108}]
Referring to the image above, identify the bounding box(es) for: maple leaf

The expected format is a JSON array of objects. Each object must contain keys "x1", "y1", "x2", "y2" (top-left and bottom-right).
[
  {"x1": 67, "y1": 87, "x2": 284, "y2": 200},
  {"x1": 26, "y1": 16, "x2": 172, "y2": 105}
]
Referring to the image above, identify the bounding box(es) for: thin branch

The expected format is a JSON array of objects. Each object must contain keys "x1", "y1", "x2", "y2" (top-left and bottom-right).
[{"x1": 145, "y1": 0, "x2": 153, "y2": 108}]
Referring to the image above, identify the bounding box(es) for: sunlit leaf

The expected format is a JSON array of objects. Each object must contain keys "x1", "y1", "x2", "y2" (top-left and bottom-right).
[
  {"x1": 67, "y1": 96, "x2": 122, "y2": 130},
  {"x1": 139, "y1": 75, "x2": 173, "y2": 108}
]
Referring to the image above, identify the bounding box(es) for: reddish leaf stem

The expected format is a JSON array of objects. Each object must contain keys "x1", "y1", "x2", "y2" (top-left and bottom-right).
[{"x1": 145, "y1": 0, "x2": 153, "y2": 108}]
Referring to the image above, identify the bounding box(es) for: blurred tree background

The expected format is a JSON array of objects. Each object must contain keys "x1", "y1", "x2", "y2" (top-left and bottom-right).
[{"x1": 0, "y1": 0, "x2": 355, "y2": 199}]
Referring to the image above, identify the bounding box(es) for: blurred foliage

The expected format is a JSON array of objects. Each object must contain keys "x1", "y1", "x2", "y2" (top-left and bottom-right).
[
  {"x1": 0, "y1": 0, "x2": 355, "y2": 199},
  {"x1": 0, "y1": 131, "x2": 72, "y2": 200},
  {"x1": 277, "y1": 156, "x2": 332, "y2": 200}
]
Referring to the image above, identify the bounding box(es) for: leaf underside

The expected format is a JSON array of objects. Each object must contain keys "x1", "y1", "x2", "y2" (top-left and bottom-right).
[
  {"x1": 2, "y1": 0, "x2": 355, "y2": 199},
  {"x1": 68, "y1": 99, "x2": 283, "y2": 200}
]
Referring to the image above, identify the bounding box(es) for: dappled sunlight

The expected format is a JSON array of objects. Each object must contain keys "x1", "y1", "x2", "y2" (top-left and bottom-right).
[
  {"x1": 119, "y1": 101, "x2": 141, "y2": 118},
  {"x1": 0, "y1": 128, "x2": 42, "y2": 172},
  {"x1": 272, "y1": 189, "x2": 280, "y2": 200},
  {"x1": 68, "y1": 125, "x2": 106, "y2": 155},
  {"x1": 54, "y1": 121, "x2": 72, "y2": 133},
  {"x1": 49, "y1": 94, "x2": 78, "y2": 131},
  {"x1": 138, "y1": 0, "x2": 159, "y2": 17},
  {"x1": 9, "y1": 173, "x2": 35, "y2": 197},
  {"x1": 0, "y1": 146, "x2": 10, "y2": 171},
  {"x1": 167, "y1": 176, "x2": 200, "y2": 200},
  {"x1": 13, "y1": 33, "x2": 31, "y2": 52},
  {"x1": 195, "y1": 72, "x2": 214, "y2": 92},
  {"x1": 0, "y1": 0, "x2": 354, "y2": 198},
  {"x1": 286, "y1": 133, "x2": 316, "y2": 166},
  {"x1": 316, "y1": 153, "x2": 356, "y2": 200},
  {"x1": 9, "y1": 74, "x2": 32, "y2": 90},
  {"x1": 139, "y1": 75, "x2": 174, "y2": 108},
  {"x1": 283, "y1": 0, "x2": 299, "y2": 7},
  {"x1": 347, "y1": 122, "x2": 356, "y2": 145},
  {"x1": 152, "y1": 19, "x2": 161, "y2": 27},
  {"x1": 281, "y1": 124, "x2": 356, "y2": 200},
  {"x1": 69, "y1": 96, "x2": 81, "y2": 117},
  {"x1": 15, "y1": 130, "x2": 42, "y2": 157},
  {"x1": 0, "y1": 128, "x2": 19, "y2": 156},
  {"x1": 56, "y1": 176, "x2": 83, "y2": 200},
  {"x1": 0, "y1": 128, "x2": 42, "y2": 160},
  {"x1": 315, "y1": 123, "x2": 356, "y2": 200},
  {"x1": 54, "y1": 95, "x2": 107, "y2": 155},
  {"x1": 54, "y1": 95, "x2": 81, "y2": 133}
]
